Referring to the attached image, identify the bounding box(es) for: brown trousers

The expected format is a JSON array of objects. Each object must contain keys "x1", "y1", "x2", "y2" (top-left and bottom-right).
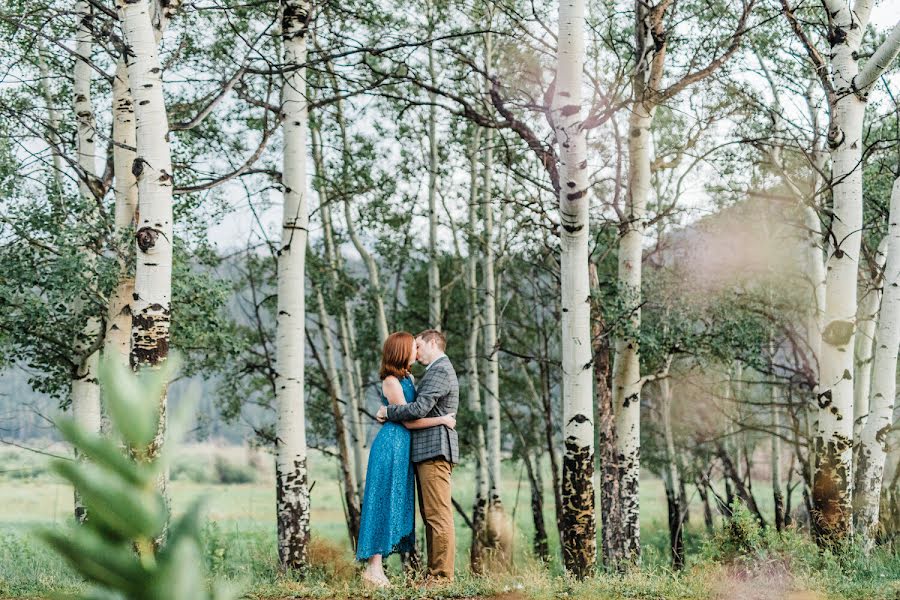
[{"x1": 415, "y1": 458, "x2": 455, "y2": 580}]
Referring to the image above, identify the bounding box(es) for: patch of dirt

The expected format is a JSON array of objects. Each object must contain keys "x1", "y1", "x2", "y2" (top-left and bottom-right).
[{"x1": 713, "y1": 559, "x2": 823, "y2": 600}]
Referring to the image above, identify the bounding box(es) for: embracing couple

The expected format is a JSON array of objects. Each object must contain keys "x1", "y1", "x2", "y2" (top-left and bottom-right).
[{"x1": 355, "y1": 329, "x2": 460, "y2": 588}]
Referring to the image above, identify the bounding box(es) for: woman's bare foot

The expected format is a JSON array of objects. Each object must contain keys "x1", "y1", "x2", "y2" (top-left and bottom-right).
[{"x1": 362, "y1": 569, "x2": 390, "y2": 588}]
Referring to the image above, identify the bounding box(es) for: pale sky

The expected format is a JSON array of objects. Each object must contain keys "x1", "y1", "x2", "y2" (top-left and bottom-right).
[{"x1": 873, "y1": 3, "x2": 900, "y2": 27}]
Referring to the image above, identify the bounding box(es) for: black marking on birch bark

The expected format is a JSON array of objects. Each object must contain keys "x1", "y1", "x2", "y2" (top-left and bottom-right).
[
  {"x1": 842, "y1": 369, "x2": 852, "y2": 380},
  {"x1": 131, "y1": 158, "x2": 148, "y2": 178},
  {"x1": 828, "y1": 27, "x2": 848, "y2": 47},
  {"x1": 560, "y1": 438, "x2": 595, "y2": 579},
  {"x1": 827, "y1": 125, "x2": 845, "y2": 149},
  {"x1": 562, "y1": 223, "x2": 584, "y2": 233},
  {"x1": 567, "y1": 181, "x2": 576, "y2": 188},
  {"x1": 567, "y1": 189, "x2": 586, "y2": 201},
  {"x1": 622, "y1": 393, "x2": 638, "y2": 408},
  {"x1": 276, "y1": 458, "x2": 310, "y2": 570},
  {"x1": 139, "y1": 100, "x2": 149, "y2": 106},
  {"x1": 282, "y1": 1, "x2": 310, "y2": 41},
  {"x1": 812, "y1": 437, "x2": 852, "y2": 544},
  {"x1": 130, "y1": 304, "x2": 170, "y2": 367},
  {"x1": 136, "y1": 227, "x2": 159, "y2": 252},
  {"x1": 817, "y1": 389, "x2": 832, "y2": 408},
  {"x1": 567, "y1": 413, "x2": 590, "y2": 426},
  {"x1": 876, "y1": 424, "x2": 891, "y2": 445},
  {"x1": 560, "y1": 105, "x2": 580, "y2": 117}
]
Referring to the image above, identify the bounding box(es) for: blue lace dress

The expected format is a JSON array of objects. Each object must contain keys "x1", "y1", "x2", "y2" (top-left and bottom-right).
[{"x1": 355, "y1": 376, "x2": 417, "y2": 561}]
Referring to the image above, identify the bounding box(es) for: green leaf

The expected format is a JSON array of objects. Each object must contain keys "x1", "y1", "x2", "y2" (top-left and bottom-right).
[
  {"x1": 37, "y1": 527, "x2": 145, "y2": 594},
  {"x1": 56, "y1": 418, "x2": 156, "y2": 487},
  {"x1": 51, "y1": 461, "x2": 166, "y2": 541},
  {"x1": 146, "y1": 537, "x2": 208, "y2": 600}
]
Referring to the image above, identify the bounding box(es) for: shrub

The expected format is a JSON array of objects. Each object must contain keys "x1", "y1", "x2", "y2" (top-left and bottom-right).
[
  {"x1": 705, "y1": 500, "x2": 764, "y2": 562},
  {"x1": 213, "y1": 456, "x2": 257, "y2": 485},
  {"x1": 171, "y1": 459, "x2": 214, "y2": 483}
]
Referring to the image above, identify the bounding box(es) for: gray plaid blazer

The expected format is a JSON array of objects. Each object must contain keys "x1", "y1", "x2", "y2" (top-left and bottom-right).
[{"x1": 386, "y1": 355, "x2": 459, "y2": 464}]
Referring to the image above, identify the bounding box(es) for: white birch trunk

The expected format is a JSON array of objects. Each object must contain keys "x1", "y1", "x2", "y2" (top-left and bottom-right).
[
  {"x1": 37, "y1": 41, "x2": 65, "y2": 200},
  {"x1": 770, "y1": 341, "x2": 785, "y2": 531},
  {"x1": 274, "y1": 0, "x2": 311, "y2": 570},
  {"x1": 612, "y1": 102, "x2": 652, "y2": 561},
  {"x1": 812, "y1": 3, "x2": 869, "y2": 543},
  {"x1": 117, "y1": 0, "x2": 173, "y2": 389},
  {"x1": 853, "y1": 238, "x2": 886, "y2": 442},
  {"x1": 483, "y1": 126, "x2": 503, "y2": 509},
  {"x1": 553, "y1": 0, "x2": 596, "y2": 577},
  {"x1": 330, "y1": 91, "x2": 389, "y2": 343},
  {"x1": 344, "y1": 200, "x2": 389, "y2": 343},
  {"x1": 105, "y1": 58, "x2": 138, "y2": 373},
  {"x1": 105, "y1": 0, "x2": 174, "y2": 377},
  {"x1": 71, "y1": 0, "x2": 102, "y2": 523},
  {"x1": 854, "y1": 177, "x2": 900, "y2": 549},
  {"x1": 310, "y1": 124, "x2": 366, "y2": 493},
  {"x1": 466, "y1": 129, "x2": 490, "y2": 571},
  {"x1": 659, "y1": 375, "x2": 684, "y2": 568},
  {"x1": 427, "y1": 39, "x2": 441, "y2": 327},
  {"x1": 804, "y1": 203, "x2": 826, "y2": 380},
  {"x1": 315, "y1": 288, "x2": 361, "y2": 542}
]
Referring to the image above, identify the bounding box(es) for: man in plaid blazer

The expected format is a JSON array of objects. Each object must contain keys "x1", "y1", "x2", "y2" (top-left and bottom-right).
[{"x1": 376, "y1": 329, "x2": 459, "y2": 582}]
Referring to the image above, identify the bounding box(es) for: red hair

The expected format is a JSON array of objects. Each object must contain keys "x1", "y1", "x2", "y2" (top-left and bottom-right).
[{"x1": 380, "y1": 332, "x2": 414, "y2": 380}]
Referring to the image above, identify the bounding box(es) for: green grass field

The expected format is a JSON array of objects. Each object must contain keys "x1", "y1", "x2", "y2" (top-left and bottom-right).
[{"x1": 0, "y1": 444, "x2": 897, "y2": 599}]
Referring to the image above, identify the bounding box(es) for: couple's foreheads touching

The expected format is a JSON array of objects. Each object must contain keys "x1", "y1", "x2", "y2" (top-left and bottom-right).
[{"x1": 380, "y1": 329, "x2": 446, "y2": 380}]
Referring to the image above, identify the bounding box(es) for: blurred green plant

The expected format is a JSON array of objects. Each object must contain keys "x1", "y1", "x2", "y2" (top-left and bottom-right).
[{"x1": 37, "y1": 357, "x2": 236, "y2": 600}]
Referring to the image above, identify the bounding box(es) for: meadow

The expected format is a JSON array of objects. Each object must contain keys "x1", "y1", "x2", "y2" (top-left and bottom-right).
[{"x1": 0, "y1": 444, "x2": 897, "y2": 600}]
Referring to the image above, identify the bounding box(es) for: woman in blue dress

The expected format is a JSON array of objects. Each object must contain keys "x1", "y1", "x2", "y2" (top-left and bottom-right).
[{"x1": 357, "y1": 331, "x2": 456, "y2": 587}]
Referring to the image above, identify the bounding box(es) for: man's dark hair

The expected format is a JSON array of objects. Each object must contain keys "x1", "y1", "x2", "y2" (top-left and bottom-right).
[{"x1": 417, "y1": 329, "x2": 446, "y2": 352}]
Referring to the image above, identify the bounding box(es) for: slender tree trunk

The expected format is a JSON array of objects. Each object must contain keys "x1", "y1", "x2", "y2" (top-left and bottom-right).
[
  {"x1": 612, "y1": 101, "x2": 651, "y2": 564},
  {"x1": 105, "y1": 58, "x2": 138, "y2": 373},
  {"x1": 696, "y1": 475, "x2": 715, "y2": 533},
  {"x1": 717, "y1": 444, "x2": 766, "y2": 527},
  {"x1": 344, "y1": 200, "x2": 389, "y2": 343},
  {"x1": 770, "y1": 343, "x2": 785, "y2": 532},
  {"x1": 659, "y1": 376, "x2": 684, "y2": 569},
  {"x1": 71, "y1": 0, "x2": 102, "y2": 524},
  {"x1": 466, "y1": 129, "x2": 491, "y2": 574},
  {"x1": 853, "y1": 239, "x2": 886, "y2": 445},
  {"x1": 538, "y1": 362, "x2": 564, "y2": 537},
  {"x1": 590, "y1": 263, "x2": 625, "y2": 570},
  {"x1": 311, "y1": 128, "x2": 366, "y2": 496},
  {"x1": 553, "y1": 0, "x2": 596, "y2": 578},
  {"x1": 525, "y1": 450, "x2": 550, "y2": 563},
  {"x1": 854, "y1": 177, "x2": 900, "y2": 550},
  {"x1": 427, "y1": 33, "x2": 441, "y2": 328},
  {"x1": 323, "y1": 64, "x2": 390, "y2": 344},
  {"x1": 274, "y1": 0, "x2": 312, "y2": 570},
  {"x1": 315, "y1": 288, "x2": 361, "y2": 545},
  {"x1": 483, "y1": 128, "x2": 503, "y2": 512},
  {"x1": 37, "y1": 41, "x2": 65, "y2": 206}
]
